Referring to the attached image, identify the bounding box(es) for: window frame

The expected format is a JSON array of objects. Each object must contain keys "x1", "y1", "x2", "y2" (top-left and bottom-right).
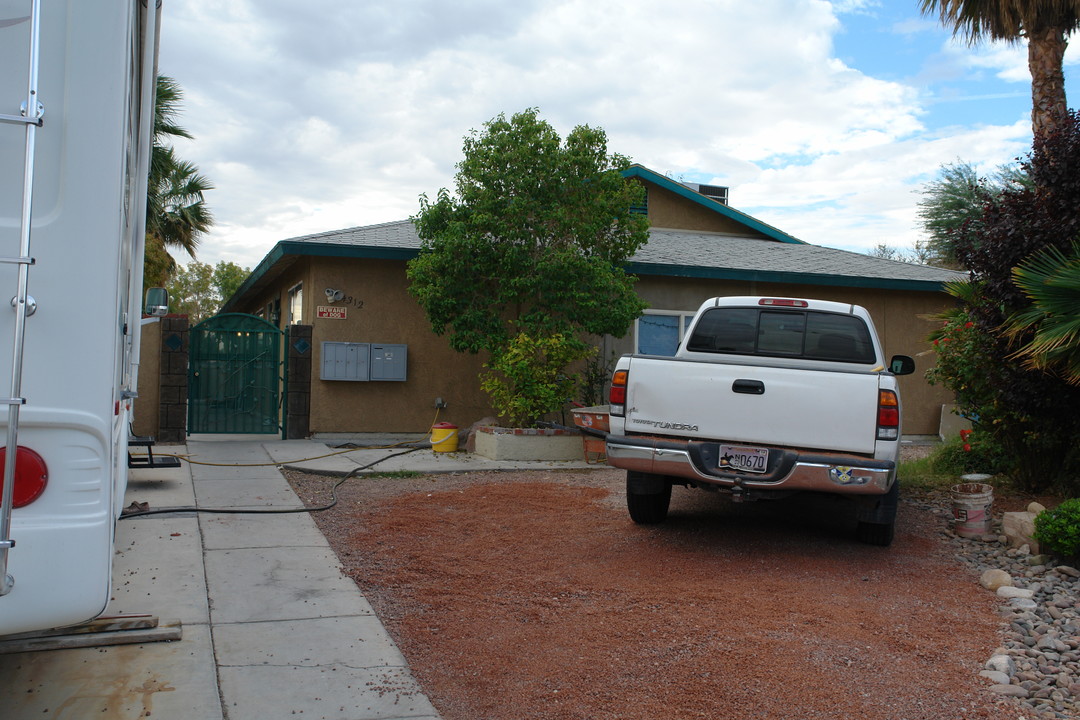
[
  {"x1": 634, "y1": 309, "x2": 697, "y2": 356},
  {"x1": 287, "y1": 283, "x2": 303, "y2": 326}
]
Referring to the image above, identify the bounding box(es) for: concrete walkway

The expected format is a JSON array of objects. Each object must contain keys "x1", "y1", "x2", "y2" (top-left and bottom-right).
[{"x1": 3, "y1": 436, "x2": 490, "y2": 720}]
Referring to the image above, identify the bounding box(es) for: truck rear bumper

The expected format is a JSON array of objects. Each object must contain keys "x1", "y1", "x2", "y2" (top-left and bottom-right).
[{"x1": 605, "y1": 434, "x2": 894, "y2": 495}]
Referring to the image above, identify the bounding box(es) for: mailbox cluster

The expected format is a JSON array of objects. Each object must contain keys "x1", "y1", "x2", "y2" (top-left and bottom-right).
[{"x1": 320, "y1": 342, "x2": 408, "y2": 382}]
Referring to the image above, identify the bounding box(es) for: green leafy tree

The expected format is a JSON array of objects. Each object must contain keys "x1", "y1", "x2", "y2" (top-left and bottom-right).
[
  {"x1": 144, "y1": 76, "x2": 213, "y2": 291},
  {"x1": 920, "y1": 0, "x2": 1080, "y2": 136},
  {"x1": 168, "y1": 260, "x2": 250, "y2": 324},
  {"x1": 916, "y1": 161, "x2": 1029, "y2": 269},
  {"x1": 408, "y1": 109, "x2": 650, "y2": 425},
  {"x1": 212, "y1": 261, "x2": 249, "y2": 306}
]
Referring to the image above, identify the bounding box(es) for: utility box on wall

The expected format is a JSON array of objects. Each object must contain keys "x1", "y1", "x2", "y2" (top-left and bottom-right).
[
  {"x1": 321, "y1": 342, "x2": 370, "y2": 381},
  {"x1": 371, "y1": 344, "x2": 408, "y2": 381},
  {"x1": 321, "y1": 342, "x2": 407, "y2": 382}
]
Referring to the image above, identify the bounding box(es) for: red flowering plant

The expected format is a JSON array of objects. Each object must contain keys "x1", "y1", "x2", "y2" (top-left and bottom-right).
[
  {"x1": 925, "y1": 290, "x2": 997, "y2": 427},
  {"x1": 925, "y1": 282, "x2": 1010, "y2": 476}
]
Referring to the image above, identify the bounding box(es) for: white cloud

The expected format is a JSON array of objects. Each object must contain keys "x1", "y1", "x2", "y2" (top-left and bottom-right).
[{"x1": 158, "y1": 0, "x2": 1040, "y2": 269}]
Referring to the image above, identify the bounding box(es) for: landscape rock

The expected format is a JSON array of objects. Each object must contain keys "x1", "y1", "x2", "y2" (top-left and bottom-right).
[
  {"x1": 1027, "y1": 502, "x2": 1046, "y2": 515},
  {"x1": 979, "y1": 670, "x2": 1012, "y2": 685},
  {"x1": 989, "y1": 684, "x2": 1030, "y2": 698},
  {"x1": 980, "y1": 568, "x2": 1013, "y2": 591},
  {"x1": 1002, "y1": 511, "x2": 1040, "y2": 553},
  {"x1": 997, "y1": 586, "x2": 1034, "y2": 600},
  {"x1": 985, "y1": 654, "x2": 1017, "y2": 676}
]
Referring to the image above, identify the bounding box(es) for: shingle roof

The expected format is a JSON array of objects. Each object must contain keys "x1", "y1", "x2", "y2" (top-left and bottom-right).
[
  {"x1": 282, "y1": 220, "x2": 963, "y2": 289},
  {"x1": 224, "y1": 218, "x2": 963, "y2": 312},
  {"x1": 282, "y1": 220, "x2": 420, "y2": 250},
  {"x1": 630, "y1": 229, "x2": 965, "y2": 289}
]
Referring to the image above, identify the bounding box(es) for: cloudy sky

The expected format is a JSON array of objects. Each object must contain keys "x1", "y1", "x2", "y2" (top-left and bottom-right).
[{"x1": 157, "y1": 0, "x2": 1080, "y2": 270}]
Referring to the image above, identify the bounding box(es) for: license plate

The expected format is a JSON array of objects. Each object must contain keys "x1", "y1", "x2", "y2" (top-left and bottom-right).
[{"x1": 718, "y1": 444, "x2": 769, "y2": 473}]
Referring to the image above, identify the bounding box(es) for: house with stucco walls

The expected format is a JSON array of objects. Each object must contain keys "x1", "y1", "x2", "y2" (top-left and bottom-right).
[{"x1": 220, "y1": 165, "x2": 963, "y2": 437}]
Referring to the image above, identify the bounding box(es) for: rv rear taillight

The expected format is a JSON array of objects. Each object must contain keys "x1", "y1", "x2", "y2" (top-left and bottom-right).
[
  {"x1": 758, "y1": 298, "x2": 808, "y2": 308},
  {"x1": 0, "y1": 446, "x2": 48, "y2": 508},
  {"x1": 877, "y1": 390, "x2": 900, "y2": 441},
  {"x1": 609, "y1": 369, "x2": 628, "y2": 416}
]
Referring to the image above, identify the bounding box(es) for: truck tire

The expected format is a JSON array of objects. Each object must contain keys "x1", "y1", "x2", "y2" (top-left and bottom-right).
[
  {"x1": 855, "y1": 480, "x2": 899, "y2": 546},
  {"x1": 626, "y1": 471, "x2": 671, "y2": 524},
  {"x1": 855, "y1": 520, "x2": 895, "y2": 546}
]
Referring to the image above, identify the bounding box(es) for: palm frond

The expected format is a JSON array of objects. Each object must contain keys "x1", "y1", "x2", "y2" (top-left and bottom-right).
[{"x1": 1005, "y1": 241, "x2": 1080, "y2": 382}]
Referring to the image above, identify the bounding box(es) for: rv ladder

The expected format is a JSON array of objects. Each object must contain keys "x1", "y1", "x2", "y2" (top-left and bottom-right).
[{"x1": 0, "y1": 0, "x2": 43, "y2": 598}]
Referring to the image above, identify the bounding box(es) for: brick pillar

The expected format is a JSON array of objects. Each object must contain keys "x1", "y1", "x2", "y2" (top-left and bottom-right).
[
  {"x1": 285, "y1": 324, "x2": 312, "y2": 439},
  {"x1": 157, "y1": 316, "x2": 189, "y2": 443}
]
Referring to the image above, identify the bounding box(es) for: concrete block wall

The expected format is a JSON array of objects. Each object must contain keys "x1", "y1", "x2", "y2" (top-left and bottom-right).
[
  {"x1": 157, "y1": 316, "x2": 189, "y2": 443},
  {"x1": 286, "y1": 324, "x2": 312, "y2": 439}
]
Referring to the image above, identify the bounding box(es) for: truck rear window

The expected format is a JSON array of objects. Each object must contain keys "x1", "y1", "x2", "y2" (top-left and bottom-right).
[{"x1": 685, "y1": 308, "x2": 876, "y2": 363}]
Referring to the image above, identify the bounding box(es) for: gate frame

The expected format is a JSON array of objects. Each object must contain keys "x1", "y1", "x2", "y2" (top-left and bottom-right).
[{"x1": 187, "y1": 313, "x2": 287, "y2": 437}]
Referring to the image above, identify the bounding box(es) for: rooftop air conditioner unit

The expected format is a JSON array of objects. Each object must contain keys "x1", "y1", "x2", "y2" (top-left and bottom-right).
[{"x1": 684, "y1": 182, "x2": 729, "y2": 205}]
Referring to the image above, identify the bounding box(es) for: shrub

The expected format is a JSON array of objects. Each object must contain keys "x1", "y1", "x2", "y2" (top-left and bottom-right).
[
  {"x1": 930, "y1": 434, "x2": 1009, "y2": 477},
  {"x1": 480, "y1": 332, "x2": 592, "y2": 428},
  {"x1": 1034, "y1": 499, "x2": 1080, "y2": 560}
]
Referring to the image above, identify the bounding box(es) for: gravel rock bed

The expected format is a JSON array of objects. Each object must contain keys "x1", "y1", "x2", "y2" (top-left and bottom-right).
[{"x1": 911, "y1": 492, "x2": 1080, "y2": 719}]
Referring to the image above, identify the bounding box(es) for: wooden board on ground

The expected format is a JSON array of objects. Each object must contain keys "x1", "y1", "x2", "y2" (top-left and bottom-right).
[{"x1": 0, "y1": 615, "x2": 182, "y2": 654}]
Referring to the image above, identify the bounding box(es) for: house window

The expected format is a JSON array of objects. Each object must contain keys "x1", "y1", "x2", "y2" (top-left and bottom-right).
[
  {"x1": 266, "y1": 298, "x2": 281, "y2": 327},
  {"x1": 287, "y1": 283, "x2": 303, "y2": 325},
  {"x1": 635, "y1": 310, "x2": 695, "y2": 356}
]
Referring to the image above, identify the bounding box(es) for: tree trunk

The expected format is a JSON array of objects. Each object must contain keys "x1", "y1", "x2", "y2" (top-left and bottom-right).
[{"x1": 1028, "y1": 25, "x2": 1069, "y2": 138}]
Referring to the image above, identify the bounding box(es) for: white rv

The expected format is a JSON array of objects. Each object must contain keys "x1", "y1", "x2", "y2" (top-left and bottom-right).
[{"x1": 0, "y1": 0, "x2": 160, "y2": 635}]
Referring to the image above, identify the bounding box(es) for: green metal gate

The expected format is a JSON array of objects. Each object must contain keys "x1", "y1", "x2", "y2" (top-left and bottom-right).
[{"x1": 188, "y1": 313, "x2": 286, "y2": 435}]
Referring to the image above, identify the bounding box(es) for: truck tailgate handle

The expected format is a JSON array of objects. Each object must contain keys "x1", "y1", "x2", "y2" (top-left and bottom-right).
[{"x1": 732, "y1": 379, "x2": 765, "y2": 395}]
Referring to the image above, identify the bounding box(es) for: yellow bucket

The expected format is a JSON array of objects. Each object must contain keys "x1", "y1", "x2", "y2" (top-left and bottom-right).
[{"x1": 430, "y1": 422, "x2": 459, "y2": 453}]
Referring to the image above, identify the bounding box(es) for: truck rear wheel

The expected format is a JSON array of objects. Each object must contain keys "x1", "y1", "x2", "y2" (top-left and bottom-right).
[
  {"x1": 855, "y1": 520, "x2": 895, "y2": 546},
  {"x1": 855, "y1": 480, "x2": 899, "y2": 546},
  {"x1": 626, "y1": 471, "x2": 671, "y2": 524}
]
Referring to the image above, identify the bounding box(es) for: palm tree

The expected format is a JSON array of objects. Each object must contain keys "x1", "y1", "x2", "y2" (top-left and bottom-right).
[
  {"x1": 1003, "y1": 242, "x2": 1080, "y2": 383},
  {"x1": 921, "y1": 1, "x2": 1080, "y2": 137},
  {"x1": 144, "y1": 76, "x2": 213, "y2": 285}
]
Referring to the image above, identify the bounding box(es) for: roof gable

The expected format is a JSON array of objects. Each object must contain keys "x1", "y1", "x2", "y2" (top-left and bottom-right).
[{"x1": 622, "y1": 165, "x2": 806, "y2": 245}]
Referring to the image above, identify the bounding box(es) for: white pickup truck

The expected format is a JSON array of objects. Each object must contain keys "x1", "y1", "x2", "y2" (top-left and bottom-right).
[{"x1": 605, "y1": 296, "x2": 915, "y2": 546}]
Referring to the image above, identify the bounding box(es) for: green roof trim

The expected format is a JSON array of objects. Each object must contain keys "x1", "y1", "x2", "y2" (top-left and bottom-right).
[
  {"x1": 625, "y1": 261, "x2": 950, "y2": 292},
  {"x1": 220, "y1": 240, "x2": 420, "y2": 313},
  {"x1": 277, "y1": 241, "x2": 417, "y2": 261},
  {"x1": 622, "y1": 165, "x2": 806, "y2": 245}
]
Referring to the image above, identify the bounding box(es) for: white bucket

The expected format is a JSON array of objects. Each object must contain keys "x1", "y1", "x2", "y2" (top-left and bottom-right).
[{"x1": 951, "y1": 482, "x2": 994, "y2": 538}]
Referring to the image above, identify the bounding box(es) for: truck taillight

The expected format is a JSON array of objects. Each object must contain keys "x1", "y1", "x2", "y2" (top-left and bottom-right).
[
  {"x1": 0, "y1": 446, "x2": 48, "y2": 508},
  {"x1": 877, "y1": 390, "x2": 900, "y2": 441},
  {"x1": 609, "y1": 369, "x2": 628, "y2": 416}
]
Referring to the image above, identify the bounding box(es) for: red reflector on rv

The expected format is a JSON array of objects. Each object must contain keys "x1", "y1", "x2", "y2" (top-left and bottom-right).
[
  {"x1": 0, "y1": 446, "x2": 48, "y2": 508},
  {"x1": 758, "y1": 298, "x2": 808, "y2": 308}
]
